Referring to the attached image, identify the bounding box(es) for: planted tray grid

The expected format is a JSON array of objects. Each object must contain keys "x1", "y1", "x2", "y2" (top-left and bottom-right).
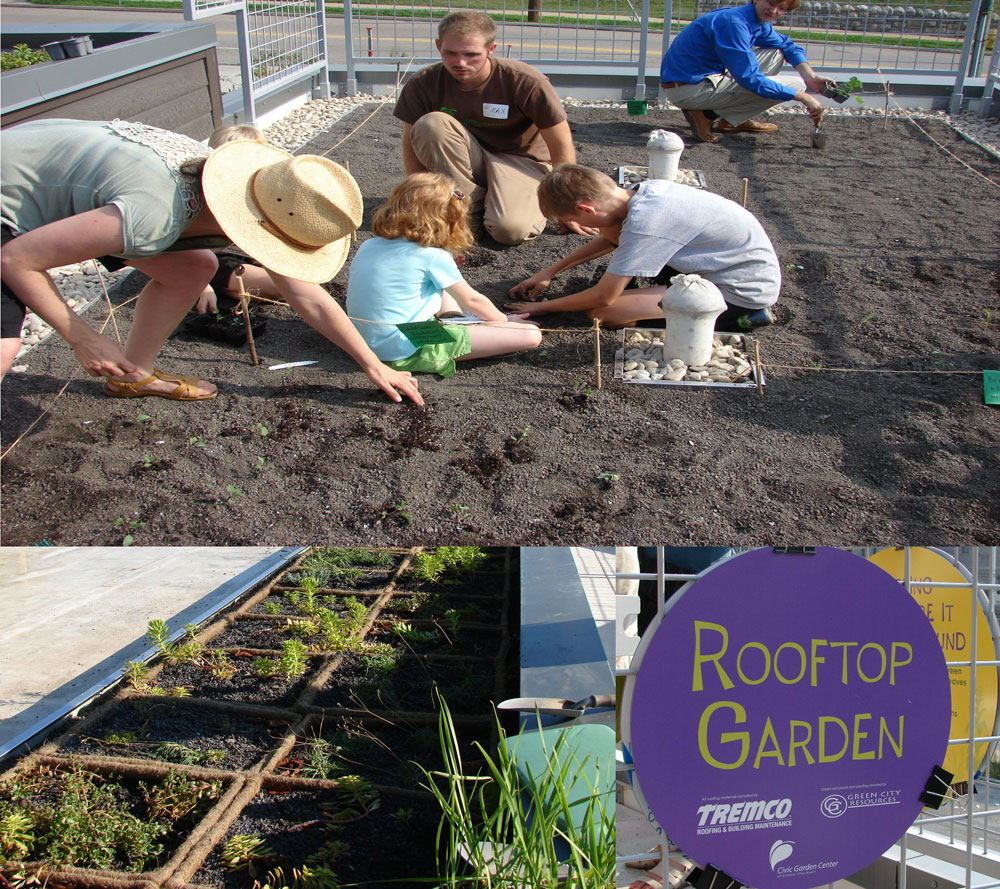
[{"x1": 3, "y1": 547, "x2": 514, "y2": 887}]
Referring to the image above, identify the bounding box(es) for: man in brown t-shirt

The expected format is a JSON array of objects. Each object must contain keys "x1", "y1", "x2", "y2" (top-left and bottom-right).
[{"x1": 393, "y1": 11, "x2": 577, "y2": 246}]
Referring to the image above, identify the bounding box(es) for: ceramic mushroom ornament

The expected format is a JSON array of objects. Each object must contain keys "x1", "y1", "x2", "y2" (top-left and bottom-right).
[{"x1": 658, "y1": 273, "x2": 727, "y2": 366}]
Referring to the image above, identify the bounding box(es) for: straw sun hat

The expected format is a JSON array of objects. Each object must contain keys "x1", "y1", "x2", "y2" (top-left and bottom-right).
[{"x1": 202, "y1": 140, "x2": 363, "y2": 283}]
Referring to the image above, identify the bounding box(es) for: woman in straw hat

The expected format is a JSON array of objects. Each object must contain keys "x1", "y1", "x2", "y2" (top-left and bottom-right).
[{"x1": 0, "y1": 118, "x2": 422, "y2": 405}]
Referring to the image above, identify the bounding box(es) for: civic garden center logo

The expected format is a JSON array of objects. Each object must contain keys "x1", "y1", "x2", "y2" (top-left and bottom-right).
[
  {"x1": 770, "y1": 840, "x2": 795, "y2": 871},
  {"x1": 626, "y1": 548, "x2": 952, "y2": 889}
]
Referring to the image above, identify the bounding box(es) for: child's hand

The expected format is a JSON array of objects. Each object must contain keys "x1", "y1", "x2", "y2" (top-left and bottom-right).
[
  {"x1": 504, "y1": 300, "x2": 545, "y2": 316},
  {"x1": 196, "y1": 287, "x2": 218, "y2": 315},
  {"x1": 505, "y1": 312, "x2": 540, "y2": 326},
  {"x1": 559, "y1": 220, "x2": 600, "y2": 237},
  {"x1": 509, "y1": 274, "x2": 551, "y2": 301}
]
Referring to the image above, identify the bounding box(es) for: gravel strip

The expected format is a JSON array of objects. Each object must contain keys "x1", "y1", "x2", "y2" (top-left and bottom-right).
[{"x1": 12, "y1": 92, "x2": 997, "y2": 362}]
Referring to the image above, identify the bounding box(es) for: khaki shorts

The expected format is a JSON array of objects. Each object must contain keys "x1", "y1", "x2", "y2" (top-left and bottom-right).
[{"x1": 386, "y1": 324, "x2": 472, "y2": 378}]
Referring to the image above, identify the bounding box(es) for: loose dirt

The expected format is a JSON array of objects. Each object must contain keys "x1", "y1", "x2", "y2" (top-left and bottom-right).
[{"x1": 2, "y1": 107, "x2": 998, "y2": 544}]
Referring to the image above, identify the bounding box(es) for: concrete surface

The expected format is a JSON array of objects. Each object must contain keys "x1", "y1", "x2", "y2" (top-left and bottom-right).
[
  {"x1": 520, "y1": 546, "x2": 615, "y2": 703},
  {"x1": 0, "y1": 546, "x2": 299, "y2": 760}
]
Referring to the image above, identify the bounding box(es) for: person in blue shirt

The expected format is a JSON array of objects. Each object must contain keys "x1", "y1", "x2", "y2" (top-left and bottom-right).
[{"x1": 660, "y1": 0, "x2": 831, "y2": 143}]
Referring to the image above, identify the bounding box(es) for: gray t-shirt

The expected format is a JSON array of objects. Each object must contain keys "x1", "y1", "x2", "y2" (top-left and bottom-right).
[
  {"x1": 607, "y1": 179, "x2": 780, "y2": 309},
  {"x1": 1, "y1": 119, "x2": 210, "y2": 259}
]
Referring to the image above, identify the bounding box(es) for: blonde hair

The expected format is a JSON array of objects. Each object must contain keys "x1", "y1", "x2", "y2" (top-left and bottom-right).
[
  {"x1": 438, "y1": 10, "x2": 496, "y2": 45},
  {"x1": 537, "y1": 163, "x2": 619, "y2": 220},
  {"x1": 372, "y1": 173, "x2": 473, "y2": 254},
  {"x1": 208, "y1": 123, "x2": 265, "y2": 149}
]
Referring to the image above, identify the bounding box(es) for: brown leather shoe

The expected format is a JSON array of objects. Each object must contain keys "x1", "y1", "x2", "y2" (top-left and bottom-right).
[
  {"x1": 716, "y1": 118, "x2": 779, "y2": 134},
  {"x1": 681, "y1": 109, "x2": 719, "y2": 143}
]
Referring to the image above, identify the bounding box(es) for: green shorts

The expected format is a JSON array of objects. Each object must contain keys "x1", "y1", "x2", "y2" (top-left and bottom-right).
[{"x1": 386, "y1": 324, "x2": 471, "y2": 378}]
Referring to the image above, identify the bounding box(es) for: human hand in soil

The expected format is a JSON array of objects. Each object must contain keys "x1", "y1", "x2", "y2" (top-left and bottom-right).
[
  {"x1": 509, "y1": 273, "x2": 552, "y2": 301},
  {"x1": 504, "y1": 299, "x2": 548, "y2": 316},
  {"x1": 369, "y1": 365, "x2": 424, "y2": 405},
  {"x1": 559, "y1": 220, "x2": 601, "y2": 237},
  {"x1": 504, "y1": 312, "x2": 540, "y2": 326},
  {"x1": 195, "y1": 287, "x2": 218, "y2": 315}
]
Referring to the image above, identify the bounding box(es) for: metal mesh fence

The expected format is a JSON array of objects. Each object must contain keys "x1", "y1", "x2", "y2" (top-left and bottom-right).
[
  {"x1": 245, "y1": 0, "x2": 326, "y2": 91},
  {"x1": 690, "y1": 0, "x2": 990, "y2": 73},
  {"x1": 348, "y1": 0, "x2": 996, "y2": 77},
  {"x1": 354, "y1": 0, "x2": 653, "y2": 64}
]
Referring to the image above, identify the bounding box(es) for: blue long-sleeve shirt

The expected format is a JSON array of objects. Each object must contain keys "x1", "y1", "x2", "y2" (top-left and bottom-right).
[{"x1": 660, "y1": 2, "x2": 807, "y2": 101}]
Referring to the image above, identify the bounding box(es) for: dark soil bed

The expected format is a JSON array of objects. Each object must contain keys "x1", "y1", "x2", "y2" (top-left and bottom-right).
[
  {"x1": 194, "y1": 787, "x2": 441, "y2": 889},
  {"x1": 0, "y1": 763, "x2": 224, "y2": 875},
  {"x1": 367, "y1": 621, "x2": 503, "y2": 658},
  {"x1": 275, "y1": 714, "x2": 492, "y2": 789},
  {"x1": 57, "y1": 698, "x2": 286, "y2": 771},
  {"x1": 152, "y1": 657, "x2": 316, "y2": 708},
  {"x1": 314, "y1": 652, "x2": 497, "y2": 714},
  {"x1": 209, "y1": 616, "x2": 365, "y2": 651},
  {"x1": 248, "y1": 589, "x2": 380, "y2": 616},
  {"x1": 279, "y1": 569, "x2": 398, "y2": 591},
  {"x1": 378, "y1": 590, "x2": 505, "y2": 624},
  {"x1": 3, "y1": 109, "x2": 997, "y2": 544}
]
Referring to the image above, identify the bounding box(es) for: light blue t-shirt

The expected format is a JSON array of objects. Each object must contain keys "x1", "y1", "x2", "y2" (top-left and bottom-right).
[{"x1": 346, "y1": 236, "x2": 463, "y2": 361}]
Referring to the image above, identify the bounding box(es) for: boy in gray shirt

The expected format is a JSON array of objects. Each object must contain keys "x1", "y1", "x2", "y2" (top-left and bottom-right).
[{"x1": 506, "y1": 163, "x2": 780, "y2": 329}]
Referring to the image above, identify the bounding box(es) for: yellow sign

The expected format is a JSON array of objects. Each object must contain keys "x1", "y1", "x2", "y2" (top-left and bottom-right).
[{"x1": 869, "y1": 547, "x2": 999, "y2": 784}]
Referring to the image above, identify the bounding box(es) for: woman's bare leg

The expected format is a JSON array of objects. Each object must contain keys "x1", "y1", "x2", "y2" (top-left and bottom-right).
[
  {"x1": 1, "y1": 336, "x2": 22, "y2": 378},
  {"x1": 112, "y1": 251, "x2": 219, "y2": 396}
]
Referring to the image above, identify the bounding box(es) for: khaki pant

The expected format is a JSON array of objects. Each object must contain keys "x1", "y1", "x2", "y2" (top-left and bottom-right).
[
  {"x1": 409, "y1": 111, "x2": 551, "y2": 246},
  {"x1": 660, "y1": 48, "x2": 805, "y2": 127}
]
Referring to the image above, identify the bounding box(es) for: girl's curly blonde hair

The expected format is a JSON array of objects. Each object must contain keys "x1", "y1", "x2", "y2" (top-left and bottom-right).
[{"x1": 372, "y1": 172, "x2": 473, "y2": 255}]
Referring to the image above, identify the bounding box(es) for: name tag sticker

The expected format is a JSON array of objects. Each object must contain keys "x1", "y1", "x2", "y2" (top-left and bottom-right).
[{"x1": 483, "y1": 103, "x2": 509, "y2": 119}]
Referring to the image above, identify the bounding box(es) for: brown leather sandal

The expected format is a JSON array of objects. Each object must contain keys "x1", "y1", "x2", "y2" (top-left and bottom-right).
[{"x1": 103, "y1": 368, "x2": 217, "y2": 401}]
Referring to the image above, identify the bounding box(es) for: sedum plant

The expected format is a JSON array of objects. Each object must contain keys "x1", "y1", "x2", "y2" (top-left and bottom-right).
[{"x1": 277, "y1": 639, "x2": 308, "y2": 677}]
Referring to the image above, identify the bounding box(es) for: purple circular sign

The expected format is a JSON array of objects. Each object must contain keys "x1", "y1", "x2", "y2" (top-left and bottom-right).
[{"x1": 629, "y1": 548, "x2": 951, "y2": 889}]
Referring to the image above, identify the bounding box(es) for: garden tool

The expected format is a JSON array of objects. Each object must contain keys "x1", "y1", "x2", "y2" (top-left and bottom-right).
[
  {"x1": 811, "y1": 123, "x2": 827, "y2": 149},
  {"x1": 497, "y1": 694, "x2": 616, "y2": 720}
]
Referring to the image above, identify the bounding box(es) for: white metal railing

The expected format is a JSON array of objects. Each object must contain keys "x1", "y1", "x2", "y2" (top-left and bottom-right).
[{"x1": 183, "y1": 0, "x2": 330, "y2": 122}]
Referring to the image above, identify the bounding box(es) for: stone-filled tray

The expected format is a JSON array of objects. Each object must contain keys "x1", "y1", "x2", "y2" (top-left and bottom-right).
[
  {"x1": 614, "y1": 327, "x2": 766, "y2": 389},
  {"x1": 618, "y1": 164, "x2": 707, "y2": 189}
]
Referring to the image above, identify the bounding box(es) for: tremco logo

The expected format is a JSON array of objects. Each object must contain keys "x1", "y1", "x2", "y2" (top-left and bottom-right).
[{"x1": 695, "y1": 798, "x2": 793, "y2": 836}]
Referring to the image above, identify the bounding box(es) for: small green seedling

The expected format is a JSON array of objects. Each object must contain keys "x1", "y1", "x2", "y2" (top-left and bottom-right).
[
  {"x1": 113, "y1": 517, "x2": 146, "y2": 546},
  {"x1": 510, "y1": 426, "x2": 531, "y2": 443},
  {"x1": 253, "y1": 423, "x2": 269, "y2": 436},
  {"x1": 226, "y1": 485, "x2": 243, "y2": 500},
  {"x1": 141, "y1": 453, "x2": 160, "y2": 468}
]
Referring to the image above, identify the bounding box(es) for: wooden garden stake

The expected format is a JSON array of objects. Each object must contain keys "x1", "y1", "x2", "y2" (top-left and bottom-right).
[
  {"x1": 741, "y1": 178, "x2": 749, "y2": 208},
  {"x1": 593, "y1": 317, "x2": 602, "y2": 389},
  {"x1": 234, "y1": 266, "x2": 259, "y2": 366},
  {"x1": 753, "y1": 338, "x2": 764, "y2": 397}
]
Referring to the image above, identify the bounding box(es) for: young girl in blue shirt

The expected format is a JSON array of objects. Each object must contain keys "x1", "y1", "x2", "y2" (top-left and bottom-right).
[{"x1": 346, "y1": 173, "x2": 541, "y2": 377}]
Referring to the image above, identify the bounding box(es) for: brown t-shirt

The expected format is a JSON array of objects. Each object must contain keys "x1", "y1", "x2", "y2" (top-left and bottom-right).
[{"x1": 393, "y1": 56, "x2": 567, "y2": 162}]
